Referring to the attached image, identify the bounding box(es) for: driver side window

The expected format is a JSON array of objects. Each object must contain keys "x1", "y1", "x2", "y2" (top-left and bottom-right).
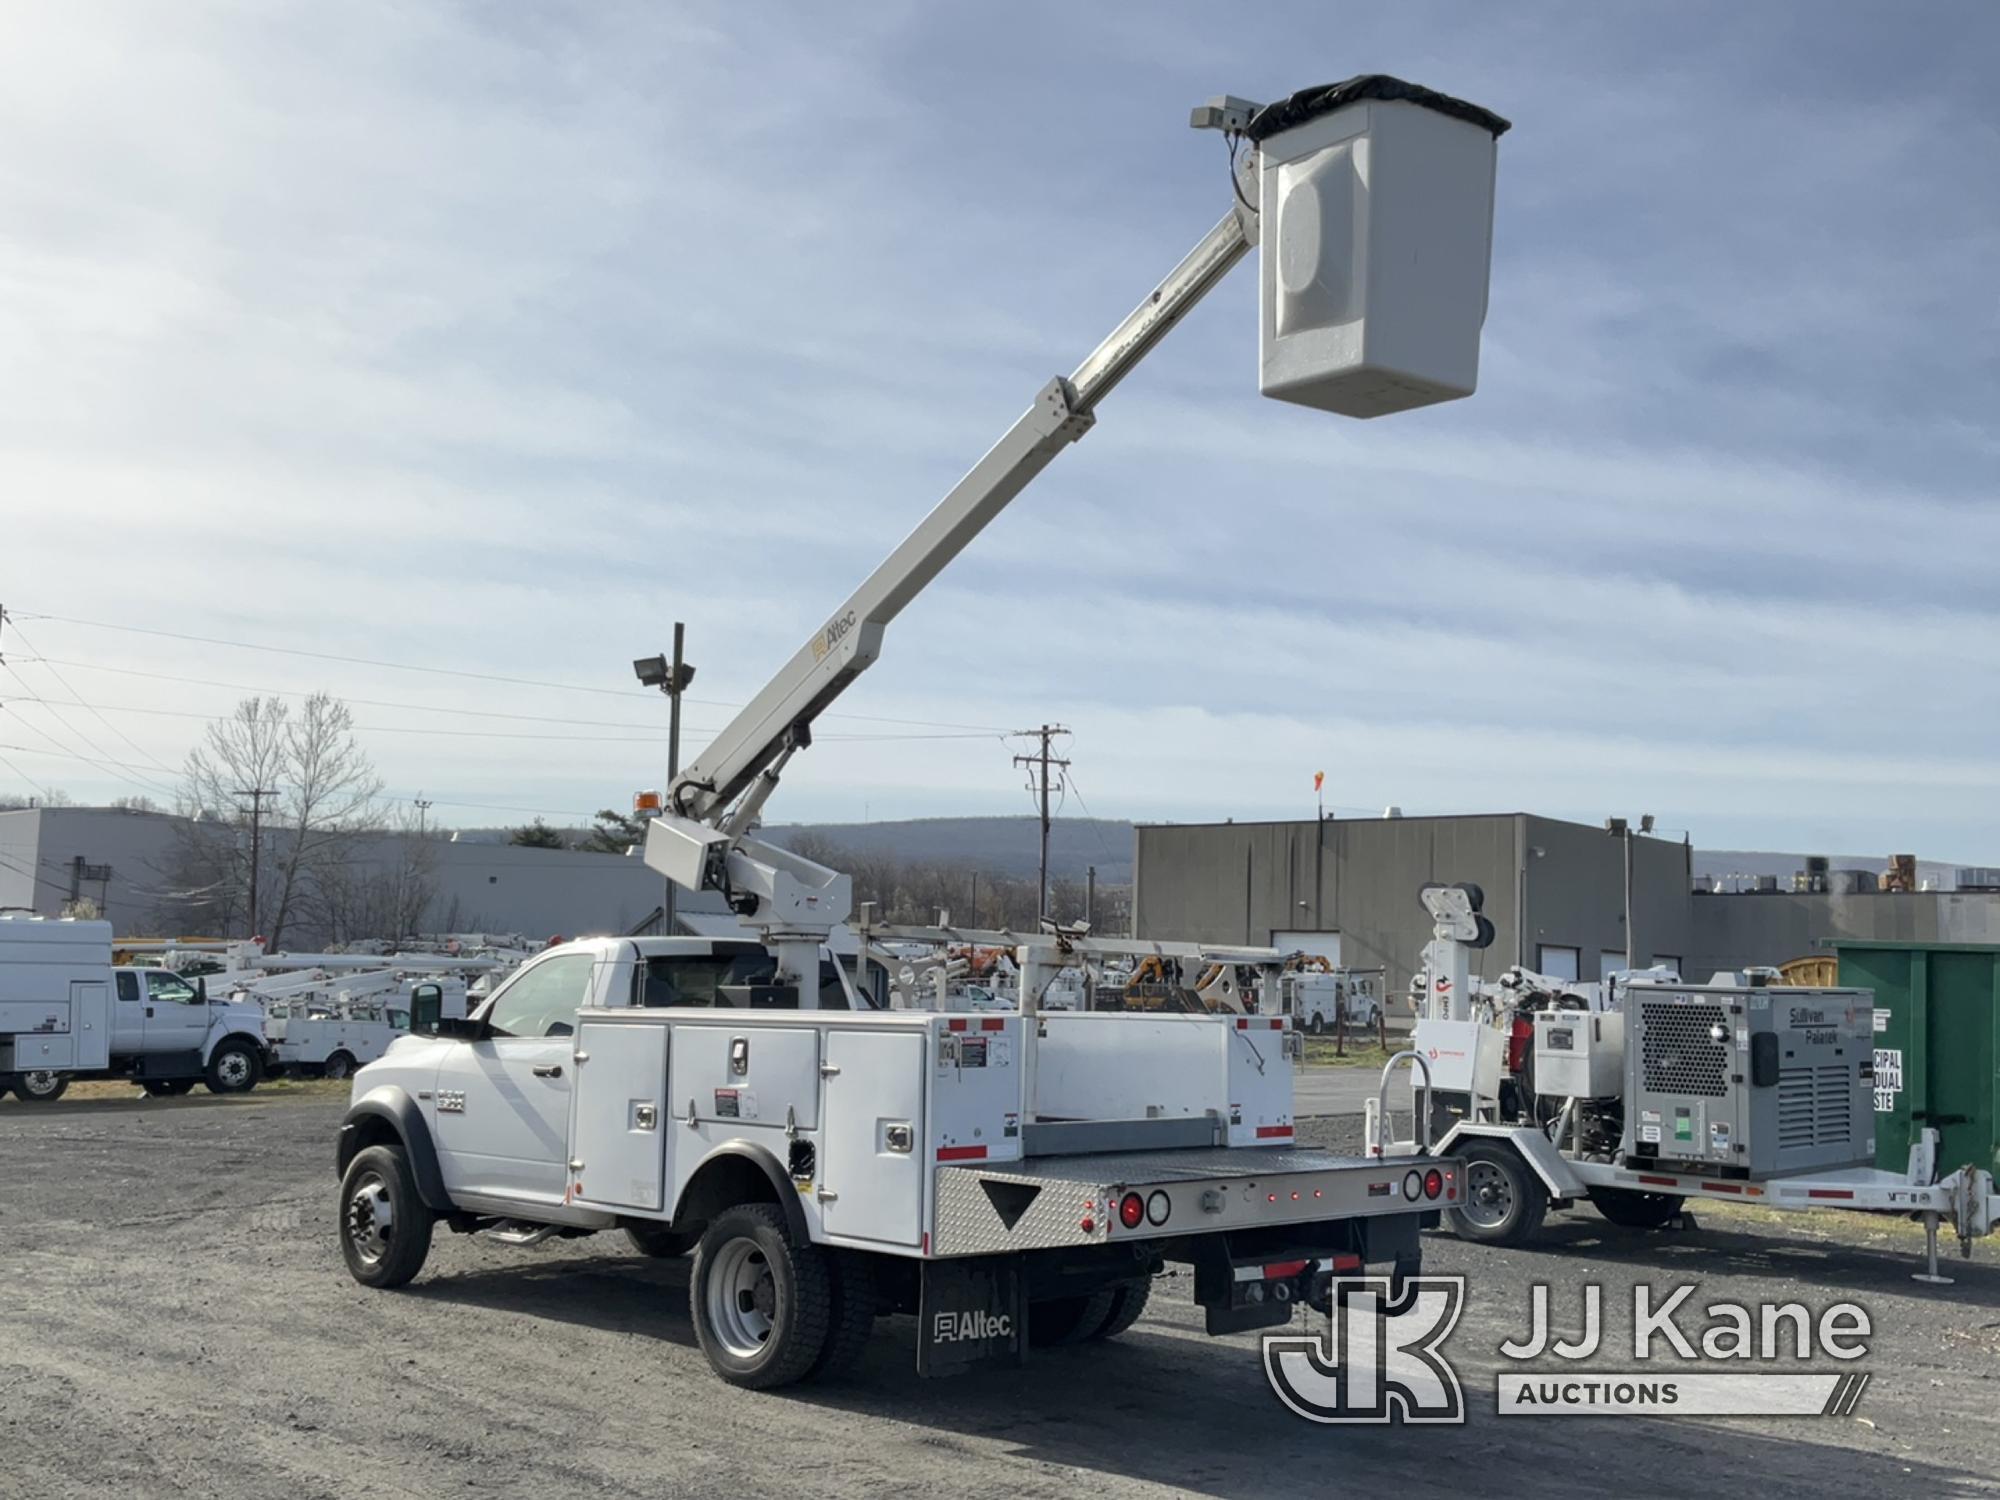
[
  {"x1": 146, "y1": 972, "x2": 199, "y2": 1005},
  {"x1": 484, "y1": 954, "x2": 596, "y2": 1038}
]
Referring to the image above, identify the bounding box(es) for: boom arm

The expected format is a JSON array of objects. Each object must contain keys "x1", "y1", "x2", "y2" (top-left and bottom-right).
[{"x1": 669, "y1": 196, "x2": 1256, "y2": 826}]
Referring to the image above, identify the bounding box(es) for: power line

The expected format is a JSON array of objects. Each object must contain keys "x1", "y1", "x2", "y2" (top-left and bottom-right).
[
  {"x1": 2, "y1": 618, "x2": 182, "y2": 778},
  {"x1": 11, "y1": 611, "x2": 1010, "y2": 732}
]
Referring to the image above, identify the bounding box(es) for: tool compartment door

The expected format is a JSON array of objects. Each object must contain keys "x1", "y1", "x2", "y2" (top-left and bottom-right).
[
  {"x1": 670, "y1": 1024, "x2": 821, "y2": 1130},
  {"x1": 569, "y1": 1020, "x2": 670, "y2": 1212},
  {"x1": 821, "y1": 1030, "x2": 924, "y2": 1247}
]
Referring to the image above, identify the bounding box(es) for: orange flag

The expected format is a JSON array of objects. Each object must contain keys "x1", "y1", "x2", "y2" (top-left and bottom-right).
[{"x1": 1313, "y1": 771, "x2": 1325, "y2": 792}]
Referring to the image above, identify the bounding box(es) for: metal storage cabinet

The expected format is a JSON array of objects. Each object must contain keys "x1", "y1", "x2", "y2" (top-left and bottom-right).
[{"x1": 1836, "y1": 941, "x2": 2000, "y2": 1177}]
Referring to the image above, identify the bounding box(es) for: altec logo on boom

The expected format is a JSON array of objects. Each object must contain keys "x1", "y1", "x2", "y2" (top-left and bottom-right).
[{"x1": 809, "y1": 609, "x2": 857, "y2": 664}]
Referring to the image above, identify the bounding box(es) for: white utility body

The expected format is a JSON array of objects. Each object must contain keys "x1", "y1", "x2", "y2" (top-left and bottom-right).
[
  {"x1": 1367, "y1": 883, "x2": 2000, "y2": 1285},
  {"x1": 1, "y1": 914, "x2": 273, "y2": 1102},
  {"x1": 337, "y1": 74, "x2": 1512, "y2": 1388}
]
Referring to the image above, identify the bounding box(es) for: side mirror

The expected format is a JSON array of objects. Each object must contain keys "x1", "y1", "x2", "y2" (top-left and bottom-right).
[
  {"x1": 432, "y1": 1014, "x2": 486, "y2": 1042},
  {"x1": 196, "y1": 978, "x2": 209, "y2": 1004}
]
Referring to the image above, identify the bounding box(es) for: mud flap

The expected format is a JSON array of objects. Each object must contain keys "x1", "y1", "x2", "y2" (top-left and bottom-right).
[{"x1": 917, "y1": 1255, "x2": 1025, "y2": 1377}]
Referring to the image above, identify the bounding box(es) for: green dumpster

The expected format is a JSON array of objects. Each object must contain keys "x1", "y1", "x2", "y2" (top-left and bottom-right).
[{"x1": 1835, "y1": 941, "x2": 2000, "y2": 1178}]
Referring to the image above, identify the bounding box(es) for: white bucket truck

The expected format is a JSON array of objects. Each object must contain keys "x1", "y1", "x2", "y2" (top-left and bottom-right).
[
  {"x1": 333, "y1": 73, "x2": 1511, "y2": 1385},
  {"x1": 1, "y1": 914, "x2": 272, "y2": 1102}
]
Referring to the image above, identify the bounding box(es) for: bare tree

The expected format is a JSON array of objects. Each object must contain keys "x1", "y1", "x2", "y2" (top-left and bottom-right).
[
  {"x1": 317, "y1": 803, "x2": 440, "y2": 944},
  {"x1": 165, "y1": 694, "x2": 383, "y2": 947}
]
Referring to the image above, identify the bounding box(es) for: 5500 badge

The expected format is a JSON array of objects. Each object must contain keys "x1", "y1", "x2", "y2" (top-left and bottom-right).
[{"x1": 810, "y1": 610, "x2": 857, "y2": 663}]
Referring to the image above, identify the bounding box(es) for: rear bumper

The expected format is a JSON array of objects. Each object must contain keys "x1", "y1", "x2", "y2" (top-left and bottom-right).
[{"x1": 932, "y1": 1145, "x2": 1461, "y2": 1257}]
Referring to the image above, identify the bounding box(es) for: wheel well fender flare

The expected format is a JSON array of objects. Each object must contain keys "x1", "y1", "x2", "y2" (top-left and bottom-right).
[
  {"x1": 671, "y1": 1140, "x2": 809, "y2": 1244},
  {"x1": 338, "y1": 1085, "x2": 453, "y2": 1212}
]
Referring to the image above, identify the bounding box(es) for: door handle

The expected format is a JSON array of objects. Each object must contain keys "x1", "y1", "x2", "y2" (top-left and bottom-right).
[{"x1": 532, "y1": 1063, "x2": 563, "y2": 1078}]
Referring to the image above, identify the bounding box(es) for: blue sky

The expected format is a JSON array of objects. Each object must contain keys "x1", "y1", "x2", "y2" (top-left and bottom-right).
[{"x1": 2, "y1": 3, "x2": 1996, "y2": 859}]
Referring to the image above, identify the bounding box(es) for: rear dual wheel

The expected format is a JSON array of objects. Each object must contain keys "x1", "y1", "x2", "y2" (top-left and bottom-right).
[{"x1": 1030, "y1": 1275, "x2": 1152, "y2": 1346}]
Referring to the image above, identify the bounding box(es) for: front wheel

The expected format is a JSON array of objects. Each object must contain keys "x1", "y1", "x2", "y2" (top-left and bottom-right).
[
  {"x1": 338, "y1": 1144, "x2": 434, "y2": 1288},
  {"x1": 689, "y1": 1204, "x2": 832, "y2": 1389},
  {"x1": 1446, "y1": 1141, "x2": 1548, "y2": 1247},
  {"x1": 204, "y1": 1039, "x2": 263, "y2": 1094},
  {"x1": 1589, "y1": 1187, "x2": 1683, "y2": 1230},
  {"x1": 12, "y1": 1070, "x2": 69, "y2": 1103}
]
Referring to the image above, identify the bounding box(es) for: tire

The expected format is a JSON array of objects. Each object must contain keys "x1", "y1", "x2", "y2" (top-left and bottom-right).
[
  {"x1": 809, "y1": 1250, "x2": 878, "y2": 1380},
  {"x1": 204, "y1": 1038, "x2": 263, "y2": 1095},
  {"x1": 1306, "y1": 1013, "x2": 1325, "y2": 1036},
  {"x1": 338, "y1": 1144, "x2": 435, "y2": 1289},
  {"x1": 1589, "y1": 1187, "x2": 1683, "y2": 1230},
  {"x1": 625, "y1": 1222, "x2": 699, "y2": 1259},
  {"x1": 1029, "y1": 1285, "x2": 1119, "y2": 1348},
  {"x1": 141, "y1": 1079, "x2": 196, "y2": 1098},
  {"x1": 1088, "y1": 1276, "x2": 1152, "y2": 1341},
  {"x1": 12, "y1": 1070, "x2": 69, "y2": 1103},
  {"x1": 1446, "y1": 1141, "x2": 1547, "y2": 1247},
  {"x1": 689, "y1": 1204, "x2": 832, "y2": 1389},
  {"x1": 321, "y1": 1051, "x2": 357, "y2": 1082}
]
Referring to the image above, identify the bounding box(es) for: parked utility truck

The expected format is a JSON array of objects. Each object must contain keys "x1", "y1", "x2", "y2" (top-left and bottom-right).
[
  {"x1": 1, "y1": 914, "x2": 272, "y2": 1101},
  {"x1": 335, "y1": 74, "x2": 1514, "y2": 1385}
]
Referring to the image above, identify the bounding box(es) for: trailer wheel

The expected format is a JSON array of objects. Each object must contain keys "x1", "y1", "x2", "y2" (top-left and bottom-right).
[
  {"x1": 689, "y1": 1204, "x2": 832, "y2": 1389},
  {"x1": 1029, "y1": 1285, "x2": 1119, "y2": 1347},
  {"x1": 1088, "y1": 1276, "x2": 1152, "y2": 1341},
  {"x1": 1447, "y1": 1141, "x2": 1547, "y2": 1247},
  {"x1": 204, "y1": 1039, "x2": 263, "y2": 1094},
  {"x1": 12, "y1": 1070, "x2": 69, "y2": 1103},
  {"x1": 1588, "y1": 1187, "x2": 1683, "y2": 1230},
  {"x1": 625, "y1": 1222, "x2": 698, "y2": 1258},
  {"x1": 338, "y1": 1144, "x2": 435, "y2": 1289},
  {"x1": 322, "y1": 1051, "x2": 357, "y2": 1082},
  {"x1": 141, "y1": 1079, "x2": 196, "y2": 1098}
]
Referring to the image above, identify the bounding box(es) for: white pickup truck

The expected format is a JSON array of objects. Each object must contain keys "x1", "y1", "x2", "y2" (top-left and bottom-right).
[
  {"x1": 335, "y1": 935, "x2": 1462, "y2": 1387},
  {"x1": 1, "y1": 914, "x2": 273, "y2": 1102}
]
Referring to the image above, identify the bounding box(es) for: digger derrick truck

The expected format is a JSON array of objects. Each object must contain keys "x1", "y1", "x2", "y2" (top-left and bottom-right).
[{"x1": 334, "y1": 75, "x2": 1511, "y2": 1387}]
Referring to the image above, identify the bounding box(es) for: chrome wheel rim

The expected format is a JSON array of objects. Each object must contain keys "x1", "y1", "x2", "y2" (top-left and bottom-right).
[
  {"x1": 1462, "y1": 1160, "x2": 1515, "y2": 1229},
  {"x1": 706, "y1": 1238, "x2": 777, "y2": 1358},
  {"x1": 19, "y1": 1070, "x2": 61, "y2": 1097},
  {"x1": 216, "y1": 1051, "x2": 251, "y2": 1087},
  {"x1": 345, "y1": 1172, "x2": 393, "y2": 1266}
]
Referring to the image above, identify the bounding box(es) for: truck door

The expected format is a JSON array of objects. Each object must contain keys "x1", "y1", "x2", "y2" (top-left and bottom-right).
[
  {"x1": 433, "y1": 951, "x2": 597, "y2": 1206},
  {"x1": 112, "y1": 970, "x2": 146, "y2": 1052},
  {"x1": 142, "y1": 971, "x2": 210, "y2": 1054}
]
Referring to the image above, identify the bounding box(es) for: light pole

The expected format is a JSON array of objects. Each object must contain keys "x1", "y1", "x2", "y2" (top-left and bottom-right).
[
  {"x1": 1605, "y1": 813, "x2": 1654, "y2": 971},
  {"x1": 635, "y1": 625, "x2": 696, "y2": 935}
]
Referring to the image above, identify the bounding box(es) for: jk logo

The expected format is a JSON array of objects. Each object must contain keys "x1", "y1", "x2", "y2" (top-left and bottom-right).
[{"x1": 1263, "y1": 1276, "x2": 1466, "y2": 1424}]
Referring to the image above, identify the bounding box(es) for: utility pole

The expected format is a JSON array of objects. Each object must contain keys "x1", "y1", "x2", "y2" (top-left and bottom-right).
[
  {"x1": 1086, "y1": 864, "x2": 1096, "y2": 928},
  {"x1": 634, "y1": 625, "x2": 695, "y2": 936},
  {"x1": 413, "y1": 795, "x2": 433, "y2": 836},
  {"x1": 1013, "y1": 724, "x2": 1069, "y2": 924},
  {"x1": 235, "y1": 786, "x2": 277, "y2": 938},
  {"x1": 1605, "y1": 813, "x2": 1655, "y2": 973}
]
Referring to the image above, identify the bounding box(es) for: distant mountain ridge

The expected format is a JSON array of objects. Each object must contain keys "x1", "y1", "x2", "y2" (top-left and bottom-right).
[{"x1": 762, "y1": 816, "x2": 1133, "y2": 884}]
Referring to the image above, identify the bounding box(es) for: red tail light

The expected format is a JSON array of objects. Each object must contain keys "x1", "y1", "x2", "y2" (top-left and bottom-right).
[
  {"x1": 1424, "y1": 1168, "x2": 1443, "y2": 1200},
  {"x1": 1118, "y1": 1192, "x2": 1145, "y2": 1229}
]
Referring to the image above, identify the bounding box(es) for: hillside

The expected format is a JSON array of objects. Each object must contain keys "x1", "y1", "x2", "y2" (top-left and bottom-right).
[{"x1": 761, "y1": 816, "x2": 1133, "y2": 884}]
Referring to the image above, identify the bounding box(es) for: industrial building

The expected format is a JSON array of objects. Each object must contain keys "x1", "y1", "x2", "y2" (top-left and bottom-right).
[
  {"x1": 0, "y1": 804, "x2": 693, "y2": 945},
  {"x1": 1133, "y1": 812, "x2": 1692, "y2": 994},
  {"x1": 1134, "y1": 811, "x2": 2000, "y2": 999}
]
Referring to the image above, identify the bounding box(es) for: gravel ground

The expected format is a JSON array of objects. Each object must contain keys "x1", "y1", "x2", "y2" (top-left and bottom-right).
[{"x1": 2, "y1": 1090, "x2": 1996, "y2": 1499}]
